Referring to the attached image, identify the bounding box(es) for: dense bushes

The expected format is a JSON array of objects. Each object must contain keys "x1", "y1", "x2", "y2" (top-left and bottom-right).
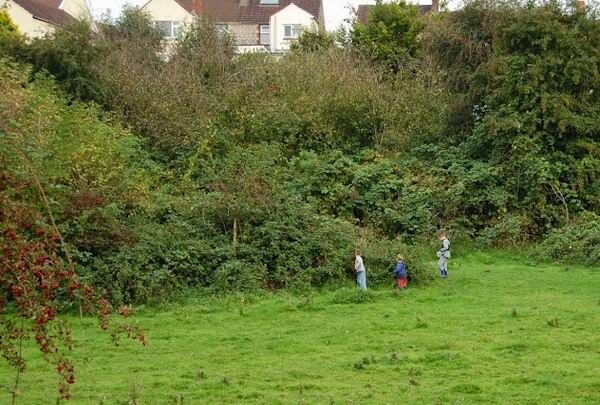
[
  {"x1": 536, "y1": 212, "x2": 600, "y2": 265},
  {"x1": 424, "y1": 0, "x2": 600, "y2": 236},
  {"x1": 2, "y1": 0, "x2": 600, "y2": 304},
  {"x1": 348, "y1": 0, "x2": 424, "y2": 72}
]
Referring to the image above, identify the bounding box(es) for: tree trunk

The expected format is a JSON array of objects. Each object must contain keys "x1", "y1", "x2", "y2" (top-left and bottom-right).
[{"x1": 233, "y1": 217, "x2": 238, "y2": 256}]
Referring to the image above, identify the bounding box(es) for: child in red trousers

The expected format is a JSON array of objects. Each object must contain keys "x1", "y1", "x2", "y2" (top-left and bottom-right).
[{"x1": 393, "y1": 254, "x2": 408, "y2": 289}]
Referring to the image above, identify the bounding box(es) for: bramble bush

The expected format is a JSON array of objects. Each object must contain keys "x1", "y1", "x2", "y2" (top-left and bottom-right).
[
  {"x1": 212, "y1": 261, "x2": 268, "y2": 293},
  {"x1": 536, "y1": 212, "x2": 600, "y2": 265}
]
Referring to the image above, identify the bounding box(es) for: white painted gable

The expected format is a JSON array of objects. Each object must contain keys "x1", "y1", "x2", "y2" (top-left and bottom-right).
[
  {"x1": 60, "y1": 0, "x2": 93, "y2": 21},
  {"x1": 269, "y1": 3, "x2": 318, "y2": 52},
  {"x1": 4, "y1": 0, "x2": 55, "y2": 38},
  {"x1": 141, "y1": 0, "x2": 193, "y2": 23}
]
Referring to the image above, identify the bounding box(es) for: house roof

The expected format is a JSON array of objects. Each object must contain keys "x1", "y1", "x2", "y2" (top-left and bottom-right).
[
  {"x1": 12, "y1": 0, "x2": 74, "y2": 26},
  {"x1": 356, "y1": 3, "x2": 433, "y2": 25},
  {"x1": 175, "y1": 0, "x2": 322, "y2": 24}
]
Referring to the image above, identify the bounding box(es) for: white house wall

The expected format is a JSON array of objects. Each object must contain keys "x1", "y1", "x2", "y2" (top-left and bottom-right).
[
  {"x1": 141, "y1": 0, "x2": 192, "y2": 25},
  {"x1": 317, "y1": 1, "x2": 325, "y2": 28},
  {"x1": 269, "y1": 3, "x2": 317, "y2": 52},
  {"x1": 59, "y1": 0, "x2": 92, "y2": 21},
  {"x1": 4, "y1": 0, "x2": 55, "y2": 38}
]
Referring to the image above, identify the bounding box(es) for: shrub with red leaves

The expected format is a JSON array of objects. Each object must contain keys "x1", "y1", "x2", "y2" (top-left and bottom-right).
[{"x1": 0, "y1": 172, "x2": 146, "y2": 401}]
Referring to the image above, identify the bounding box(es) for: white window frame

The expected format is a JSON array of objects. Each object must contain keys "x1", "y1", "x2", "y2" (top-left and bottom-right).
[
  {"x1": 155, "y1": 21, "x2": 180, "y2": 39},
  {"x1": 283, "y1": 24, "x2": 302, "y2": 39},
  {"x1": 259, "y1": 25, "x2": 270, "y2": 45},
  {"x1": 260, "y1": 0, "x2": 279, "y2": 4},
  {"x1": 172, "y1": 21, "x2": 180, "y2": 38}
]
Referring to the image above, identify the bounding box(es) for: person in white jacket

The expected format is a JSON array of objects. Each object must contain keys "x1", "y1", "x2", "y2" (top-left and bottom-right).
[{"x1": 355, "y1": 249, "x2": 367, "y2": 290}]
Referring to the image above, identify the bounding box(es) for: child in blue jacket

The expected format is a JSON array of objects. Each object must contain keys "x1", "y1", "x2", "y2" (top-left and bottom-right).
[{"x1": 393, "y1": 254, "x2": 408, "y2": 289}]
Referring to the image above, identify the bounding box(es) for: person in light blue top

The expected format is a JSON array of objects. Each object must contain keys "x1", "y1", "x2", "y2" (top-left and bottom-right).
[
  {"x1": 436, "y1": 231, "x2": 451, "y2": 278},
  {"x1": 355, "y1": 248, "x2": 367, "y2": 290}
]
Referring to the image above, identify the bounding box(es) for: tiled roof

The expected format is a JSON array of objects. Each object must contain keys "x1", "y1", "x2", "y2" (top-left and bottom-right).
[
  {"x1": 175, "y1": 0, "x2": 322, "y2": 24},
  {"x1": 12, "y1": 0, "x2": 74, "y2": 26},
  {"x1": 357, "y1": 3, "x2": 433, "y2": 25}
]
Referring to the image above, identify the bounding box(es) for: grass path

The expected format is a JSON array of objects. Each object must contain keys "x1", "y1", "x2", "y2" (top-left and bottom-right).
[{"x1": 2, "y1": 252, "x2": 600, "y2": 403}]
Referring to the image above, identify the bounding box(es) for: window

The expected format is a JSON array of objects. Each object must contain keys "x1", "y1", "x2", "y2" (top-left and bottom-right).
[
  {"x1": 259, "y1": 25, "x2": 270, "y2": 45},
  {"x1": 283, "y1": 24, "x2": 302, "y2": 39},
  {"x1": 260, "y1": 0, "x2": 279, "y2": 4},
  {"x1": 155, "y1": 21, "x2": 180, "y2": 38}
]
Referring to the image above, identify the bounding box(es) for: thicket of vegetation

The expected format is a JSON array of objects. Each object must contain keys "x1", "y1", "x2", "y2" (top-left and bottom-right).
[{"x1": 1, "y1": 0, "x2": 600, "y2": 307}]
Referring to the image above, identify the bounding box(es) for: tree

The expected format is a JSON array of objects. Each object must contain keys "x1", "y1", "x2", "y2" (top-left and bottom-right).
[
  {"x1": 173, "y1": 16, "x2": 235, "y2": 85},
  {"x1": 205, "y1": 145, "x2": 280, "y2": 255},
  {"x1": 290, "y1": 30, "x2": 336, "y2": 53},
  {"x1": 0, "y1": 8, "x2": 19, "y2": 37},
  {"x1": 100, "y1": 5, "x2": 163, "y2": 48},
  {"x1": 0, "y1": 8, "x2": 24, "y2": 56},
  {"x1": 349, "y1": 0, "x2": 424, "y2": 72},
  {"x1": 23, "y1": 21, "x2": 104, "y2": 101}
]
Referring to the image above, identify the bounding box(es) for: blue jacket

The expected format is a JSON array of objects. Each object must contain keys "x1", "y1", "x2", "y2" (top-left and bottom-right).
[{"x1": 393, "y1": 261, "x2": 407, "y2": 278}]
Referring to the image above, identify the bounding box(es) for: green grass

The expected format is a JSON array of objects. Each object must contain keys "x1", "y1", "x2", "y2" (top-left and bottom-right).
[{"x1": 2, "y1": 251, "x2": 600, "y2": 404}]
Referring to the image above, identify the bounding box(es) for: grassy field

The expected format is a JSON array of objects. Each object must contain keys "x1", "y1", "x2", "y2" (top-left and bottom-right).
[{"x1": 2, "y1": 251, "x2": 600, "y2": 404}]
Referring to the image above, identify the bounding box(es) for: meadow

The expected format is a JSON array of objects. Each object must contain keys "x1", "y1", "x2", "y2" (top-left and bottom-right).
[
  {"x1": 2, "y1": 252, "x2": 599, "y2": 404},
  {"x1": 2, "y1": 3, "x2": 600, "y2": 403}
]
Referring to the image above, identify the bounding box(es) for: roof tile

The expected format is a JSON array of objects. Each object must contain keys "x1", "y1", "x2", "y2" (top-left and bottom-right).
[
  {"x1": 12, "y1": 0, "x2": 74, "y2": 26},
  {"x1": 176, "y1": 0, "x2": 321, "y2": 25}
]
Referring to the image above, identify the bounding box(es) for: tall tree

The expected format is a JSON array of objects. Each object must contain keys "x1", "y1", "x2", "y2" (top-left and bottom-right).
[{"x1": 350, "y1": 0, "x2": 424, "y2": 72}]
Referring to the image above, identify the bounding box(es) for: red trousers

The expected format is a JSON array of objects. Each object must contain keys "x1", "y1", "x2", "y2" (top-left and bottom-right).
[{"x1": 396, "y1": 278, "x2": 408, "y2": 288}]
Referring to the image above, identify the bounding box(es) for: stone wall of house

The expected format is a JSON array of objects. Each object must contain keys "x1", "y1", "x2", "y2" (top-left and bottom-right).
[{"x1": 228, "y1": 23, "x2": 258, "y2": 46}]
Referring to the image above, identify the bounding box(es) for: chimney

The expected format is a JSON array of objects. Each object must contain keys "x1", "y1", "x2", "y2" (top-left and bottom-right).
[
  {"x1": 191, "y1": 0, "x2": 204, "y2": 15},
  {"x1": 431, "y1": 0, "x2": 439, "y2": 13},
  {"x1": 577, "y1": 0, "x2": 585, "y2": 12}
]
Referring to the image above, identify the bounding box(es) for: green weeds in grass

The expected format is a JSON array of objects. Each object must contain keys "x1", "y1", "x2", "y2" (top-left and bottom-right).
[{"x1": 331, "y1": 287, "x2": 375, "y2": 304}]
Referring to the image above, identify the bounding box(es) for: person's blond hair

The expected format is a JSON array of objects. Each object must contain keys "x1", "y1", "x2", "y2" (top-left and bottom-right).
[
  {"x1": 355, "y1": 248, "x2": 362, "y2": 256},
  {"x1": 396, "y1": 254, "x2": 404, "y2": 261}
]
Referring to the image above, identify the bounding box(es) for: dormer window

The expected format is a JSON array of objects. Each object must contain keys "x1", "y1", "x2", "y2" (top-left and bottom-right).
[{"x1": 260, "y1": 0, "x2": 279, "y2": 4}]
